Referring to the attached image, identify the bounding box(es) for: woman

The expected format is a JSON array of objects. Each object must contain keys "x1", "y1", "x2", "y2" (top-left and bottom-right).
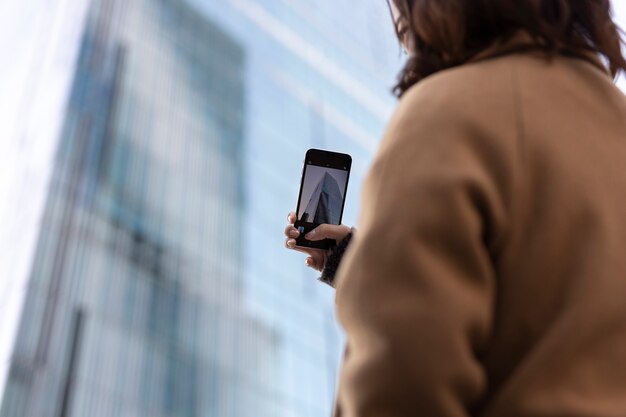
[{"x1": 285, "y1": 0, "x2": 626, "y2": 415}]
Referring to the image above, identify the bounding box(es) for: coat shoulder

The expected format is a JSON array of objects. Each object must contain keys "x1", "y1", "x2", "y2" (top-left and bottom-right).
[
  {"x1": 399, "y1": 54, "x2": 520, "y2": 119},
  {"x1": 380, "y1": 55, "x2": 522, "y2": 161}
]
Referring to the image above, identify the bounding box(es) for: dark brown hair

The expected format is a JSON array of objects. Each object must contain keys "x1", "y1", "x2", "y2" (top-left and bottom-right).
[{"x1": 388, "y1": 0, "x2": 626, "y2": 97}]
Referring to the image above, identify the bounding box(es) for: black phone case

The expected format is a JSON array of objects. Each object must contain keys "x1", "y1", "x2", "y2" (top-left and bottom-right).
[{"x1": 294, "y1": 148, "x2": 352, "y2": 251}]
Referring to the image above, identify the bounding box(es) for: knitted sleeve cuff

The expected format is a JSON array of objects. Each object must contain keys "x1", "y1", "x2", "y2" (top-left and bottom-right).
[{"x1": 317, "y1": 228, "x2": 355, "y2": 289}]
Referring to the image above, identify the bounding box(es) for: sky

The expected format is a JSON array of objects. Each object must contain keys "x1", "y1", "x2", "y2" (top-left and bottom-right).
[{"x1": 0, "y1": 0, "x2": 92, "y2": 398}]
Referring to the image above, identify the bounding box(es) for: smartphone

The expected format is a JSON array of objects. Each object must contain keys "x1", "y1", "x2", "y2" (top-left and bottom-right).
[{"x1": 294, "y1": 148, "x2": 352, "y2": 250}]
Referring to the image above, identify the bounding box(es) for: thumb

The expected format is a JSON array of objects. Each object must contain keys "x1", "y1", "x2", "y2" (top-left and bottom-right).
[{"x1": 305, "y1": 224, "x2": 351, "y2": 242}]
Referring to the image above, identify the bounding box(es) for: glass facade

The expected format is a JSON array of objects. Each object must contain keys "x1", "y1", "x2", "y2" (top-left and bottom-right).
[{"x1": 0, "y1": 0, "x2": 401, "y2": 416}]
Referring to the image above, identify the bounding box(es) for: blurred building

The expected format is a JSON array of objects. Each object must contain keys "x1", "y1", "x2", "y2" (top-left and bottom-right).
[
  {"x1": 0, "y1": 0, "x2": 400, "y2": 416},
  {"x1": 0, "y1": 0, "x2": 279, "y2": 416}
]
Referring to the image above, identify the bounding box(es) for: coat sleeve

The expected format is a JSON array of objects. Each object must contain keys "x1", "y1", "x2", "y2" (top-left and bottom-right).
[
  {"x1": 319, "y1": 230, "x2": 355, "y2": 288},
  {"x1": 332, "y1": 75, "x2": 518, "y2": 417}
]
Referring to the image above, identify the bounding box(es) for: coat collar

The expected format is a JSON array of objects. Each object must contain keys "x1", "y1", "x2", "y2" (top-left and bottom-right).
[{"x1": 467, "y1": 30, "x2": 612, "y2": 79}]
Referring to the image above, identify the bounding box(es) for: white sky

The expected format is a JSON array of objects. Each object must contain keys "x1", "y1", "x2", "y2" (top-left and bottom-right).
[{"x1": 0, "y1": 0, "x2": 91, "y2": 399}]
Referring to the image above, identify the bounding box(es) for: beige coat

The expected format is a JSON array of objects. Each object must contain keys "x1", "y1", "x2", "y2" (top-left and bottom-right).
[{"x1": 332, "y1": 36, "x2": 626, "y2": 417}]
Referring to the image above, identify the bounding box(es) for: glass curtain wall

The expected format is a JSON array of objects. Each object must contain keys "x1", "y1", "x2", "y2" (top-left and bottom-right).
[{"x1": 0, "y1": 0, "x2": 400, "y2": 416}]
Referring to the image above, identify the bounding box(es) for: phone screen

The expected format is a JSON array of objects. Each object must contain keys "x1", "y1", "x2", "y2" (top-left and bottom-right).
[{"x1": 294, "y1": 148, "x2": 352, "y2": 250}]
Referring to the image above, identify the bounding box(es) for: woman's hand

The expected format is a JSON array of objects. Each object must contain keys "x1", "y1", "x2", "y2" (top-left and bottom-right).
[{"x1": 284, "y1": 212, "x2": 352, "y2": 272}]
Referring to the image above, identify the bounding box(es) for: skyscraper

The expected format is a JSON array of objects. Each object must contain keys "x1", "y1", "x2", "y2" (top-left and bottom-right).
[
  {"x1": 0, "y1": 0, "x2": 278, "y2": 416},
  {"x1": 1, "y1": 0, "x2": 401, "y2": 416},
  {"x1": 302, "y1": 172, "x2": 343, "y2": 225}
]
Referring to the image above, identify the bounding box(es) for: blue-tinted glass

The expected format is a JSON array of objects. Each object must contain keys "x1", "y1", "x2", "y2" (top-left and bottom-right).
[{"x1": 0, "y1": 0, "x2": 400, "y2": 416}]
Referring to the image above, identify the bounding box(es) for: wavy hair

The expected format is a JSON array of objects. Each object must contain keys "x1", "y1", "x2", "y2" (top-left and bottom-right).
[{"x1": 388, "y1": 0, "x2": 626, "y2": 97}]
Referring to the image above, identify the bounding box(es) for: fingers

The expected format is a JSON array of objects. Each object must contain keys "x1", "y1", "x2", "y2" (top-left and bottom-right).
[
  {"x1": 305, "y1": 256, "x2": 321, "y2": 271},
  {"x1": 284, "y1": 220, "x2": 326, "y2": 271},
  {"x1": 285, "y1": 212, "x2": 300, "y2": 244},
  {"x1": 284, "y1": 238, "x2": 314, "y2": 255},
  {"x1": 285, "y1": 237, "x2": 296, "y2": 249},
  {"x1": 285, "y1": 238, "x2": 324, "y2": 258},
  {"x1": 305, "y1": 223, "x2": 352, "y2": 242},
  {"x1": 284, "y1": 211, "x2": 345, "y2": 273},
  {"x1": 305, "y1": 251, "x2": 326, "y2": 272},
  {"x1": 284, "y1": 224, "x2": 300, "y2": 239}
]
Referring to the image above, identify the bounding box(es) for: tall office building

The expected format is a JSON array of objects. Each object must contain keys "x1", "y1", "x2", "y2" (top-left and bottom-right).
[
  {"x1": 1, "y1": 0, "x2": 400, "y2": 416},
  {"x1": 0, "y1": 0, "x2": 278, "y2": 416},
  {"x1": 302, "y1": 173, "x2": 343, "y2": 224}
]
